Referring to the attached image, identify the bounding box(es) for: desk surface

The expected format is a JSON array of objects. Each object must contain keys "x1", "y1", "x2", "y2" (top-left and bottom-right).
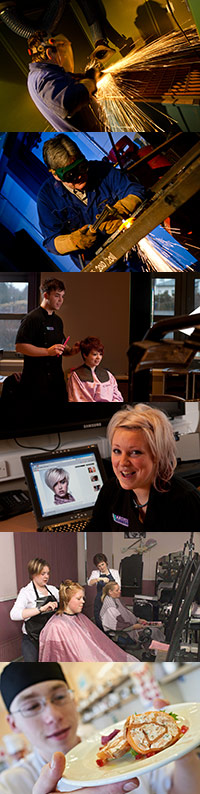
[{"x1": 0, "y1": 511, "x2": 36, "y2": 531}]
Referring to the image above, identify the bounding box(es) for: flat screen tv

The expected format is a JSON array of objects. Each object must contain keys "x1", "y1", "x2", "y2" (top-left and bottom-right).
[{"x1": 0, "y1": 398, "x2": 184, "y2": 441}]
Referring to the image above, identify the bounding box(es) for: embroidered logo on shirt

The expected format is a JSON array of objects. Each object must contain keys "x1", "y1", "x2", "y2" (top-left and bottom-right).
[
  {"x1": 46, "y1": 326, "x2": 55, "y2": 330},
  {"x1": 112, "y1": 514, "x2": 129, "y2": 527}
]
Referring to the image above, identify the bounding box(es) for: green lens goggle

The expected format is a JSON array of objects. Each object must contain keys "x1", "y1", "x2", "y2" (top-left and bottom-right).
[{"x1": 55, "y1": 158, "x2": 86, "y2": 182}]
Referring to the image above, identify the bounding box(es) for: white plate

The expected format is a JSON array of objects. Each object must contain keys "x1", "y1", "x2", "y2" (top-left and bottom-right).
[{"x1": 63, "y1": 703, "x2": 200, "y2": 787}]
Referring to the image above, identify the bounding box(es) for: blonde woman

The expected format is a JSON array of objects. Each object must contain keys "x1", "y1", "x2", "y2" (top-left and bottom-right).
[
  {"x1": 39, "y1": 579, "x2": 138, "y2": 662},
  {"x1": 100, "y1": 582, "x2": 165, "y2": 644},
  {"x1": 88, "y1": 403, "x2": 200, "y2": 532}
]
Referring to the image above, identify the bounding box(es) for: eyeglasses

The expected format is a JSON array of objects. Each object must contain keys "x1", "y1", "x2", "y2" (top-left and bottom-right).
[
  {"x1": 11, "y1": 689, "x2": 74, "y2": 718},
  {"x1": 55, "y1": 158, "x2": 87, "y2": 183}
]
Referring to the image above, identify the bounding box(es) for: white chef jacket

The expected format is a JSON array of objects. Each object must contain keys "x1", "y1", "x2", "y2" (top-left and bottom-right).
[
  {"x1": 88, "y1": 569, "x2": 121, "y2": 586},
  {"x1": 0, "y1": 749, "x2": 81, "y2": 794},
  {"x1": 10, "y1": 582, "x2": 59, "y2": 634},
  {"x1": 0, "y1": 747, "x2": 174, "y2": 794}
]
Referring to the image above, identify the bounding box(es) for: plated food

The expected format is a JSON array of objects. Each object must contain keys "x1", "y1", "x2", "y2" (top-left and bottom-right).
[
  {"x1": 63, "y1": 703, "x2": 200, "y2": 787},
  {"x1": 96, "y1": 711, "x2": 184, "y2": 766}
]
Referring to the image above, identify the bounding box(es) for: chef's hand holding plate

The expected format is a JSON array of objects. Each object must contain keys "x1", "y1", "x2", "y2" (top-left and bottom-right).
[{"x1": 32, "y1": 752, "x2": 139, "y2": 794}]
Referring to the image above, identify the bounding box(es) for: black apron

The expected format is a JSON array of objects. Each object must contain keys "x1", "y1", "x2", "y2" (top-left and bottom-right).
[{"x1": 25, "y1": 582, "x2": 58, "y2": 646}]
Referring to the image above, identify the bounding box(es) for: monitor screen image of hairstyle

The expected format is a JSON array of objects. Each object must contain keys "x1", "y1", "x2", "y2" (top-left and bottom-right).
[{"x1": 29, "y1": 450, "x2": 104, "y2": 518}]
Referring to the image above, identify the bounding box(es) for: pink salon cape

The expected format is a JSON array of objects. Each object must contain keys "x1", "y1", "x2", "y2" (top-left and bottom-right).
[{"x1": 39, "y1": 612, "x2": 137, "y2": 661}]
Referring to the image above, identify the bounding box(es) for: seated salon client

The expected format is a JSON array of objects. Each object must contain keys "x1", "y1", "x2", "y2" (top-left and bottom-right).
[
  {"x1": 44, "y1": 468, "x2": 75, "y2": 504},
  {"x1": 100, "y1": 582, "x2": 165, "y2": 644},
  {"x1": 39, "y1": 579, "x2": 137, "y2": 662},
  {"x1": 88, "y1": 403, "x2": 200, "y2": 532},
  {"x1": 10, "y1": 558, "x2": 58, "y2": 661},
  {"x1": 0, "y1": 662, "x2": 200, "y2": 794},
  {"x1": 68, "y1": 337, "x2": 123, "y2": 402},
  {"x1": 88, "y1": 552, "x2": 120, "y2": 628}
]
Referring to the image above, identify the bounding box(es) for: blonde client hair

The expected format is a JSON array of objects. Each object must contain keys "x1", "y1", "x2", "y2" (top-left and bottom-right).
[
  {"x1": 58, "y1": 579, "x2": 84, "y2": 614},
  {"x1": 101, "y1": 582, "x2": 118, "y2": 602}
]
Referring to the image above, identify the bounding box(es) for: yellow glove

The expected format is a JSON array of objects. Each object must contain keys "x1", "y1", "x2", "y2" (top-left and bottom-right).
[
  {"x1": 70, "y1": 225, "x2": 97, "y2": 249},
  {"x1": 99, "y1": 195, "x2": 142, "y2": 235},
  {"x1": 99, "y1": 218, "x2": 123, "y2": 235},
  {"x1": 114, "y1": 194, "x2": 142, "y2": 217},
  {"x1": 54, "y1": 225, "x2": 97, "y2": 254}
]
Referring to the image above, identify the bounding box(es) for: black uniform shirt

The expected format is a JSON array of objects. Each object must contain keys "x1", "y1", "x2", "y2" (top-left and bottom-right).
[
  {"x1": 15, "y1": 306, "x2": 66, "y2": 388},
  {"x1": 88, "y1": 474, "x2": 200, "y2": 532}
]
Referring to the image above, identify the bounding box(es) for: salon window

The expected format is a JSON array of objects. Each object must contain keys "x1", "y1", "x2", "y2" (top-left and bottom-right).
[
  {"x1": 151, "y1": 277, "x2": 175, "y2": 339},
  {"x1": 194, "y1": 279, "x2": 200, "y2": 310},
  {"x1": 0, "y1": 273, "x2": 39, "y2": 356}
]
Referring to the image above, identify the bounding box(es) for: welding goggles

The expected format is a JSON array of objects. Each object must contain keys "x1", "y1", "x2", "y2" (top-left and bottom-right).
[{"x1": 55, "y1": 157, "x2": 87, "y2": 183}]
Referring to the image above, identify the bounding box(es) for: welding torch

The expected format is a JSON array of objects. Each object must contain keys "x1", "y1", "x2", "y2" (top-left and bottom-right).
[
  {"x1": 82, "y1": 203, "x2": 124, "y2": 240},
  {"x1": 77, "y1": 203, "x2": 137, "y2": 269},
  {"x1": 83, "y1": 202, "x2": 134, "y2": 243}
]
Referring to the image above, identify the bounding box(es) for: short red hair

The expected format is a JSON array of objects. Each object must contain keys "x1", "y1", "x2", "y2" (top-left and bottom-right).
[{"x1": 80, "y1": 336, "x2": 104, "y2": 359}]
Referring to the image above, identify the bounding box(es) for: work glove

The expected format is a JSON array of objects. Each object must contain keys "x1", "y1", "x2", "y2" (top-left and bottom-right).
[
  {"x1": 63, "y1": 225, "x2": 97, "y2": 252},
  {"x1": 99, "y1": 194, "x2": 142, "y2": 235},
  {"x1": 99, "y1": 217, "x2": 123, "y2": 235},
  {"x1": 114, "y1": 194, "x2": 142, "y2": 216},
  {"x1": 81, "y1": 69, "x2": 100, "y2": 95}
]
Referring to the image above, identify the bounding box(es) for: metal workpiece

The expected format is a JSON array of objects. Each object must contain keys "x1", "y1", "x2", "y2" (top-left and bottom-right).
[{"x1": 82, "y1": 142, "x2": 200, "y2": 272}]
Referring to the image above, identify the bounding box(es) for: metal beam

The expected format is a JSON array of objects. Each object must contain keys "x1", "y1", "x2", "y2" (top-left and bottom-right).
[
  {"x1": 82, "y1": 142, "x2": 200, "y2": 272},
  {"x1": 126, "y1": 132, "x2": 183, "y2": 175},
  {"x1": 147, "y1": 139, "x2": 200, "y2": 195}
]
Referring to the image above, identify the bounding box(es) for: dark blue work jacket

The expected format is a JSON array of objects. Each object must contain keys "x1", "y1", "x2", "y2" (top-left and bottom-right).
[
  {"x1": 27, "y1": 62, "x2": 101, "y2": 131},
  {"x1": 37, "y1": 160, "x2": 145, "y2": 269}
]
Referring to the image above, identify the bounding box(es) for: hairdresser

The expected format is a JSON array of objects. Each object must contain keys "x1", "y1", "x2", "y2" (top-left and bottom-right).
[
  {"x1": 15, "y1": 277, "x2": 79, "y2": 425},
  {"x1": 37, "y1": 134, "x2": 145, "y2": 271},
  {"x1": 88, "y1": 552, "x2": 120, "y2": 628},
  {"x1": 10, "y1": 558, "x2": 59, "y2": 662},
  {"x1": 88, "y1": 403, "x2": 200, "y2": 531}
]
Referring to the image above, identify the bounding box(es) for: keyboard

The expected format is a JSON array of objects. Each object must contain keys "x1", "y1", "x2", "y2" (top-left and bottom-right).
[
  {"x1": 0, "y1": 489, "x2": 32, "y2": 520},
  {"x1": 39, "y1": 519, "x2": 90, "y2": 532}
]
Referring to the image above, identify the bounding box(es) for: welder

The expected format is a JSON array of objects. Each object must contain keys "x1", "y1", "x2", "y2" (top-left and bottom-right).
[
  {"x1": 37, "y1": 133, "x2": 145, "y2": 271},
  {"x1": 27, "y1": 31, "x2": 104, "y2": 130}
]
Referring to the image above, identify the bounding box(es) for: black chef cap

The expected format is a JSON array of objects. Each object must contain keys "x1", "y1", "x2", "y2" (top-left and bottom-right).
[{"x1": 0, "y1": 663, "x2": 67, "y2": 712}]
